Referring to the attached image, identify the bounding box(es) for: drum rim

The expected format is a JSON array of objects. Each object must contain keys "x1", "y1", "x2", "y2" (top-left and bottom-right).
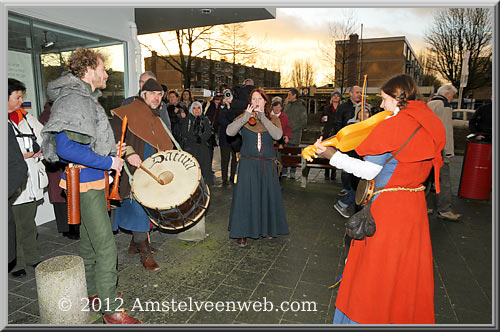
[
  {"x1": 131, "y1": 150, "x2": 202, "y2": 210},
  {"x1": 149, "y1": 183, "x2": 211, "y2": 231}
]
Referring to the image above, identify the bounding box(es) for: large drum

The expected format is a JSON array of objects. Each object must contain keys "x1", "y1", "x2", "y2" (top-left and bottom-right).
[{"x1": 131, "y1": 150, "x2": 210, "y2": 231}]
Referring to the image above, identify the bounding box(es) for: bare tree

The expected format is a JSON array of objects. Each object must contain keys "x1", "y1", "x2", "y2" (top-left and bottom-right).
[
  {"x1": 318, "y1": 10, "x2": 358, "y2": 93},
  {"x1": 424, "y1": 8, "x2": 492, "y2": 96},
  {"x1": 141, "y1": 26, "x2": 216, "y2": 89},
  {"x1": 417, "y1": 50, "x2": 443, "y2": 92},
  {"x1": 214, "y1": 23, "x2": 260, "y2": 84},
  {"x1": 289, "y1": 59, "x2": 316, "y2": 88}
]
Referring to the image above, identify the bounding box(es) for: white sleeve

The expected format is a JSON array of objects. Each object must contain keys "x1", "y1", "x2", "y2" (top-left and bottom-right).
[{"x1": 329, "y1": 151, "x2": 383, "y2": 180}]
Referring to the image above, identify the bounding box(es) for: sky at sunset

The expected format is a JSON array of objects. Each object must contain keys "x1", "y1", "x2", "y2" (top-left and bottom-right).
[{"x1": 138, "y1": 7, "x2": 441, "y2": 86}]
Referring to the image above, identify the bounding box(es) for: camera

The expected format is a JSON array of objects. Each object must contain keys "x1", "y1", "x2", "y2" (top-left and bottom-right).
[
  {"x1": 32, "y1": 138, "x2": 41, "y2": 154},
  {"x1": 224, "y1": 90, "x2": 233, "y2": 99}
]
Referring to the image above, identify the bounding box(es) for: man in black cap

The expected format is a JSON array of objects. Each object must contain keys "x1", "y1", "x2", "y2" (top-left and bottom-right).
[
  {"x1": 121, "y1": 71, "x2": 171, "y2": 131},
  {"x1": 320, "y1": 91, "x2": 341, "y2": 180},
  {"x1": 110, "y1": 78, "x2": 174, "y2": 272}
]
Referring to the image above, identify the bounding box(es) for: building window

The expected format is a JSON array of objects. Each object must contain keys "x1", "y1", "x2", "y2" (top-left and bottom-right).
[{"x1": 8, "y1": 11, "x2": 127, "y2": 117}]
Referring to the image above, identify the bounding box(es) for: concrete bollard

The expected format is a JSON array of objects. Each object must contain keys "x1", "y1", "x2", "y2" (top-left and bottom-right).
[
  {"x1": 35, "y1": 255, "x2": 93, "y2": 324},
  {"x1": 177, "y1": 216, "x2": 207, "y2": 242}
]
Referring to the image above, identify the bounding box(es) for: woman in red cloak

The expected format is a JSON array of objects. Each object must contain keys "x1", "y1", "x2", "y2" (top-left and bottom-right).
[{"x1": 315, "y1": 75, "x2": 446, "y2": 324}]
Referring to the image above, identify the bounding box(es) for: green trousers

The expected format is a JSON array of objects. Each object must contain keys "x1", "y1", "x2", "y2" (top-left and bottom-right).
[
  {"x1": 79, "y1": 189, "x2": 120, "y2": 314},
  {"x1": 12, "y1": 200, "x2": 41, "y2": 271}
]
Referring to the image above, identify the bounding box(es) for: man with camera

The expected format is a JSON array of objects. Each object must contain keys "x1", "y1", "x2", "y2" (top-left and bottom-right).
[
  {"x1": 226, "y1": 78, "x2": 256, "y2": 118},
  {"x1": 8, "y1": 78, "x2": 46, "y2": 278},
  {"x1": 219, "y1": 79, "x2": 256, "y2": 154}
]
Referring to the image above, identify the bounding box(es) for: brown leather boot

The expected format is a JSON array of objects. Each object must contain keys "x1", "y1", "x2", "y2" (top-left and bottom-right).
[
  {"x1": 88, "y1": 291, "x2": 122, "y2": 311},
  {"x1": 128, "y1": 238, "x2": 159, "y2": 255},
  {"x1": 136, "y1": 240, "x2": 160, "y2": 271},
  {"x1": 103, "y1": 308, "x2": 143, "y2": 324}
]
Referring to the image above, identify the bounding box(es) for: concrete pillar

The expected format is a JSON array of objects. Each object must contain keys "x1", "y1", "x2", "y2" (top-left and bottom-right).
[
  {"x1": 177, "y1": 216, "x2": 206, "y2": 242},
  {"x1": 35, "y1": 255, "x2": 93, "y2": 324}
]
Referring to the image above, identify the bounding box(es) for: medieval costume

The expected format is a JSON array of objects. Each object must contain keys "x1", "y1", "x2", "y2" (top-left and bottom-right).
[
  {"x1": 226, "y1": 111, "x2": 289, "y2": 241},
  {"x1": 332, "y1": 100, "x2": 446, "y2": 324},
  {"x1": 110, "y1": 80, "x2": 173, "y2": 271},
  {"x1": 41, "y1": 71, "x2": 122, "y2": 316}
]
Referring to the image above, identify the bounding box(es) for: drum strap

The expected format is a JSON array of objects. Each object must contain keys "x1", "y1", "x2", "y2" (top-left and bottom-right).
[{"x1": 158, "y1": 116, "x2": 183, "y2": 150}]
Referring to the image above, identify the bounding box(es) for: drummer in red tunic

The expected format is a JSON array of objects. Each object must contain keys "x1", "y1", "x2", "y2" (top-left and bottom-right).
[
  {"x1": 110, "y1": 78, "x2": 173, "y2": 271},
  {"x1": 315, "y1": 74, "x2": 446, "y2": 324}
]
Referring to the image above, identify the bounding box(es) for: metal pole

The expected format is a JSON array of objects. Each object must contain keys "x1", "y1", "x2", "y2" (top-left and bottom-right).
[
  {"x1": 458, "y1": 87, "x2": 463, "y2": 109},
  {"x1": 359, "y1": 23, "x2": 363, "y2": 85}
]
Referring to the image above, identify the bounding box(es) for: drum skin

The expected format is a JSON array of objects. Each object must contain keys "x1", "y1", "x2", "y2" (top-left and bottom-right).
[{"x1": 132, "y1": 150, "x2": 210, "y2": 231}]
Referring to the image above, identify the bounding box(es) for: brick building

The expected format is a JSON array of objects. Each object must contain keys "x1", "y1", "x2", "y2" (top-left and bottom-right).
[
  {"x1": 145, "y1": 51, "x2": 280, "y2": 92},
  {"x1": 335, "y1": 35, "x2": 424, "y2": 90}
]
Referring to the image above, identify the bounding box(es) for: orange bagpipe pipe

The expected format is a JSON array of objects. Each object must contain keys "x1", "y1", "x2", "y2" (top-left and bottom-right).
[
  {"x1": 108, "y1": 115, "x2": 128, "y2": 200},
  {"x1": 302, "y1": 75, "x2": 393, "y2": 161}
]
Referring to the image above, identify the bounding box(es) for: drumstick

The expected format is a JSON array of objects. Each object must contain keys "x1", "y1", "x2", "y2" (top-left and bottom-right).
[{"x1": 139, "y1": 164, "x2": 165, "y2": 185}]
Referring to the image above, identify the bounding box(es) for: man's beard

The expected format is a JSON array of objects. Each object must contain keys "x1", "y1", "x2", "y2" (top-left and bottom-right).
[{"x1": 148, "y1": 103, "x2": 160, "y2": 111}]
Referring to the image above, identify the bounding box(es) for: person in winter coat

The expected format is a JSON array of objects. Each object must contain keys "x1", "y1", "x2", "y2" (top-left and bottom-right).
[
  {"x1": 282, "y1": 88, "x2": 307, "y2": 179},
  {"x1": 320, "y1": 91, "x2": 341, "y2": 180},
  {"x1": 7, "y1": 83, "x2": 28, "y2": 266},
  {"x1": 425, "y1": 84, "x2": 461, "y2": 221},
  {"x1": 180, "y1": 101, "x2": 214, "y2": 185},
  {"x1": 165, "y1": 90, "x2": 186, "y2": 146},
  {"x1": 216, "y1": 99, "x2": 237, "y2": 185},
  {"x1": 8, "y1": 78, "x2": 47, "y2": 277}
]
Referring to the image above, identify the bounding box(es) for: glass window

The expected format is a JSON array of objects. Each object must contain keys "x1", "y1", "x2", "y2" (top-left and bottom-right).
[
  {"x1": 8, "y1": 11, "x2": 127, "y2": 117},
  {"x1": 452, "y1": 111, "x2": 463, "y2": 120}
]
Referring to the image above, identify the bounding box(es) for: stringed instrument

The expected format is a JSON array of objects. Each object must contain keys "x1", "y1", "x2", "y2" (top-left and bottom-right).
[
  {"x1": 302, "y1": 110, "x2": 394, "y2": 161},
  {"x1": 302, "y1": 75, "x2": 393, "y2": 161}
]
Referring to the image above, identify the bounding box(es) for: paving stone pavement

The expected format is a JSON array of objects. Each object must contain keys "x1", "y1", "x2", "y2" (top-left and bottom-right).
[{"x1": 7, "y1": 150, "x2": 493, "y2": 326}]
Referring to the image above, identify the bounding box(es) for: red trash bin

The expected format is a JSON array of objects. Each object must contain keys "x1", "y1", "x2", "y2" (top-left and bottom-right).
[{"x1": 458, "y1": 139, "x2": 492, "y2": 200}]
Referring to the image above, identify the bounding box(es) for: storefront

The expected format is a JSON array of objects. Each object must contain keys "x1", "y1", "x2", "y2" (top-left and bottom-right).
[
  {"x1": 6, "y1": 6, "x2": 275, "y2": 225},
  {"x1": 8, "y1": 8, "x2": 139, "y2": 119}
]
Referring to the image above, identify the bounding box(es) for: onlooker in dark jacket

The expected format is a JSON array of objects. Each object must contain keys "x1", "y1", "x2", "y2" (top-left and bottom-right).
[
  {"x1": 229, "y1": 78, "x2": 256, "y2": 118},
  {"x1": 469, "y1": 102, "x2": 492, "y2": 142},
  {"x1": 216, "y1": 102, "x2": 237, "y2": 184},
  {"x1": 204, "y1": 94, "x2": 222, "y2": 174},
  {"x1": 333, "y1": 85, "x2": 362, "y2": 216},
  {"x1": 166, "y1": 90, "x2": 187, "y2": 146},
  {"x1": 321, "y1": 91, "x2": 341, "y2": 180},
  {"x1": 180, "y1": 102, "x2": 214, "y2": 185}
]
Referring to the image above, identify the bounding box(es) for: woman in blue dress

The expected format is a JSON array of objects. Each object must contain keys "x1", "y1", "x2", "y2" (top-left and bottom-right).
[{"x1": 226, "y1": 88, "x2": 289, "y2": 247}]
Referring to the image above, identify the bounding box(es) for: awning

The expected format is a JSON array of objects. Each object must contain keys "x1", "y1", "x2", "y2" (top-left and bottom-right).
[{"x1": 134, "y1": 8, "x2": 276, "y2": 35}]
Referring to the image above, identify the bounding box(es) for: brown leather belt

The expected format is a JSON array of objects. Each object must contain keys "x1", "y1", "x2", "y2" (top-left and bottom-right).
[{"x1": 239, "y1": 154, "x2": 279, "y2": 178}]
